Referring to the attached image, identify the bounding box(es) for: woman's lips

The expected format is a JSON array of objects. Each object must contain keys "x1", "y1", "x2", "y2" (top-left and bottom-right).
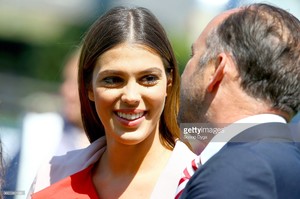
[
  {"x1": 114, "y1": 110, "x2": 147, "y2": 127},
  {"x1": 116, "y1": 111, "x2": 144, "y2": 120}
]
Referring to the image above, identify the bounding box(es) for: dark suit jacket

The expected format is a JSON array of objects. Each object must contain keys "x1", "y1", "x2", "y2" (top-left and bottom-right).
[{"x1": 181, "y1": 123, "x2": 300, "y2": 199}]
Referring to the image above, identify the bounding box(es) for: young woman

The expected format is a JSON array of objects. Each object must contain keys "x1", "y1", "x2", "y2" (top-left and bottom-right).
[{"x1": 31, "y1": 6, "x2": 195, "y2": 199}]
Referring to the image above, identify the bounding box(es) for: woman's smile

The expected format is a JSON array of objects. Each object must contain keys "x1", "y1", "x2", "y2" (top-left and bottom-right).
[
  {"x1": 115, "y1": 111, "x2": 145, "y2": 121},
  {"x1": 114, "y1": 110, "x2": 147, "y2": 127}
]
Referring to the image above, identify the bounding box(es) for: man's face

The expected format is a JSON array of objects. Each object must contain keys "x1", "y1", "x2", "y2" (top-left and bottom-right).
[
  {"x1": 178, "y1": 32, "x2": 212, "y2": 124},
  {"x1": 178, "y1": 11, "x2": 231, "y2": 125}
]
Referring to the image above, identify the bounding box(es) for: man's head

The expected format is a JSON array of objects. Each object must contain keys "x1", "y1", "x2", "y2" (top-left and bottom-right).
[{"x1": 179, "y1": 3, "x2": 300, "y2": 124}]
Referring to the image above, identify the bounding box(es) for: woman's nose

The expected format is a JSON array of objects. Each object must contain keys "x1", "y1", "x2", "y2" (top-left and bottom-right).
[{"x1": 121, "y1": 81, "x2": 141, "y2": 105}]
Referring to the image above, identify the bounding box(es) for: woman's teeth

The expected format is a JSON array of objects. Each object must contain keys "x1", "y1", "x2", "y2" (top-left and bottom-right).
[{"x1": 117, "y1": 112, "x2": 144, "y2": 120}]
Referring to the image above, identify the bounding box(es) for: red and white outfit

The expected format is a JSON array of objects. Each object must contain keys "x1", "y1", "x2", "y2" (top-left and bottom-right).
[{"x1": 30, "y1": 137, "x2": 196, "y2": 199}]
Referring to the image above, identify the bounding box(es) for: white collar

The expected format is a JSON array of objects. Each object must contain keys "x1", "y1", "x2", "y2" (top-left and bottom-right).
[{"x1": 200, "y1": 114, "x2": 286, "y2": 165}]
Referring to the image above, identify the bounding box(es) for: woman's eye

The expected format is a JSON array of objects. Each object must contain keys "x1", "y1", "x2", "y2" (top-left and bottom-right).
[
  {"x1": 140, "y1": 75, "x2": 159, "y2": 86},
  {"x1": 102, "y1": 76, "x2": 123, "y2": 86}
]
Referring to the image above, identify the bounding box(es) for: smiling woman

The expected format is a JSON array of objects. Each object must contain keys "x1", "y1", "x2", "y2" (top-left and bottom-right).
[
  {"x1": 88, "y1": 43, "x2": 169, "y2": 146},
  {"x1": 30, "y1": 6, "x2": 196, "y2": 199}
]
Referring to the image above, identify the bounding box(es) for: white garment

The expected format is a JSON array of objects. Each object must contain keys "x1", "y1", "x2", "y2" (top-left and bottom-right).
[
  {"x1": 150, "y1": 141, "x2": 196, "y2": 199},
  {"x1": 18, "y1": 112, "x2": 64, "y2": 199},
  {"x1": 18, "y1": 112, "x2": 89, "y2": 199},
  {"x1": 32, "y1": 137, "x2": 196, "y2": 199}
]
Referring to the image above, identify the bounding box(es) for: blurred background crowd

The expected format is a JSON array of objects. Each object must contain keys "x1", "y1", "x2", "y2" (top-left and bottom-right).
[{"x1": 0, "y1": 0, "x2": 299, "y2": 198}]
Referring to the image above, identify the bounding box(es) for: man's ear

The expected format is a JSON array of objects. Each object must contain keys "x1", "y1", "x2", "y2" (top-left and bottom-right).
[{"x1": 207, "y1": 53, "x2": 227, "y2": 93}]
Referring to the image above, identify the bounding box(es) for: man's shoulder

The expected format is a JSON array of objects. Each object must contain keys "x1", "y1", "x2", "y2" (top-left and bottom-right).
[
  {"x1": 202, "y1": 143, "x2": 275, "y2": 171},
  {"x1": 219, "y1": 121, "x2": 299, "y2": 165},
  {"x1": 212, "y1": 139, "x2": 300, "y2": 171},
  {"x1": 182, "y1": 146, "x2": 278, "y2": 198},
  {"x1": 182, "y1": 143, "x2": 300, "y2": 198}
]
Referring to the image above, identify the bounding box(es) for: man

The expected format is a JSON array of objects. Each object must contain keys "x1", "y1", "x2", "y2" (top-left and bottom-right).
[{"x1": 178, "y1": 3, "x2": 300, "y2": 198}]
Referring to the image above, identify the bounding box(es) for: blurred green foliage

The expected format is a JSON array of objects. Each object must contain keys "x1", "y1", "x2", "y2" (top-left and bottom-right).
[
  {"x1": 0, "y1": 25, "x2": 189, "y2": 82},
  {"x1": 0, "y1": 24, "x2": 88, "y2": 83},
  {"x1": 169, "y1": 34, "x2": 190, "y2": 74},
  {"x1": 0, "y1": 24, "x2": 189, "y2": 83}
]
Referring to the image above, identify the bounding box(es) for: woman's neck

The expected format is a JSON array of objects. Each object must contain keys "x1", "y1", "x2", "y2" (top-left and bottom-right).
[
  {"x1": 100, "y1": 129, "x2": 171, "y2": 175},
  {"x1": 92, "y1": 128, "x2": 173, "y2": 198}
]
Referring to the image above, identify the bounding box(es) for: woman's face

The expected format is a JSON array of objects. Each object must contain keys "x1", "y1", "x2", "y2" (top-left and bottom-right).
[{"x1": 88, "y1": 43, "x2": 169, "y2": 145}]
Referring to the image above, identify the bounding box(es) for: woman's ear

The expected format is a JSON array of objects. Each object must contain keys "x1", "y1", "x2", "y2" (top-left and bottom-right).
[
  {"x1": 207, "y1": 53, "x2": 226, "y2": 93},
  {"x1": 88, "y1": 85, "x2": 95, "y2": 101},
  {"x1": 166, "y1": 69, "x2": 173, "y2": 97}
]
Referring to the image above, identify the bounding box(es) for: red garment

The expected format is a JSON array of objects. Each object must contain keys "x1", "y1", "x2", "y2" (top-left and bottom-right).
[
  {"x1": 32, "y1": 165, "x2": 99, "y2": 199},
  {"x1": 174, "y1": 156, "x2": 201, "y2": 199}
]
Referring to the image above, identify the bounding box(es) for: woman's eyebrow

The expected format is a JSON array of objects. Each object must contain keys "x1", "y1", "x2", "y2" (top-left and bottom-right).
[
  {"x1": 97, "y1": 70, "x2": 123, "y2": 76},
  {"x1": 139, "y1": 67, "x2": 163, "y2": 74}
]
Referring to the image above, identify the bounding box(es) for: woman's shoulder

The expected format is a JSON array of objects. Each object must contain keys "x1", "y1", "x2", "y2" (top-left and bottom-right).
[
  {"x1": 31, "y1": 164, "x2": 99, "y2": 199},
  {"x1": 32, "y1": 136, "x2": 106, "y2": 193},
  {"x1": 172, "y1": 140, "x2": 196, "y2": 160},
  {"x1": 150, "y1": 140, "x2": 196, "y2": 199}
]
